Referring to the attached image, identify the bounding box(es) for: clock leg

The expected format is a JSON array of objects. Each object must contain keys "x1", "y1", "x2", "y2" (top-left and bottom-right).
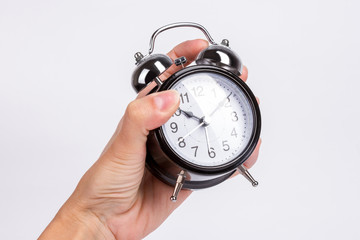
[
  {"x1": 170, "y1": 170, "x2": 186, "y2": 202},
  {"x1": 237, "y1": 164, "x2": 258, "y2": 187}
]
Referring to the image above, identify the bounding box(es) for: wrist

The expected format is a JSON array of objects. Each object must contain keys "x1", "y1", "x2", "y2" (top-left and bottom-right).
[{"x1": 39, "y1": 199, "x2": 115, "y2": 240}]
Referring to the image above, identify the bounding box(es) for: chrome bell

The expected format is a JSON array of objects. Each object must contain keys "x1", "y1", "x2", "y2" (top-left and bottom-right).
[
  {"x1": 196, "y1": 39, "x2": 243, "y2": 76},
  {"x1": 131, "y1": 53, "x2": 173, "y2": 92}
]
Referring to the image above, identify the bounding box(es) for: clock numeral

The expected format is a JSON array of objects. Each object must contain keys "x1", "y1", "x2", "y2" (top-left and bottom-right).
[
  {"x1": 224, "y1": 96, "x2": 231, "y2": 107},
  {"x1": 222, "y1": 140, "x2": 230, "y2": 151},
  {"x1": 172, "y1": 108, "x2": 181, "y2": 117},
  {"x1": 191, "y1": 146, "x2": 198, "y2": 157},
  {"x1": 231, "y1": 111, "x2": 239, "y2": 121},
  {"x1": 191, "y1": 86, "x2": 204, "y2": 97},
  {"x1": 180, "y1": 92, "x2": 189, "y2": 104},
  {"x1": 231, "y1": 128, "x2": 238, "y2": 138},
  {"x1": 178, "y1": 137, "x2": 186, "y2": 148},
  {"x1": 170, "y1": 122, "x2": 178, "y2": 133},
  {"x1": 208, "y1": 147, "x2": 216, "y2": 158}
]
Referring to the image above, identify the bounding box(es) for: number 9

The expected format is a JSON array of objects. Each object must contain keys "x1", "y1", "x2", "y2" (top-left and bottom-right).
[{"x1": 170, "y1": 122, "x2": 178, "y2": 133}]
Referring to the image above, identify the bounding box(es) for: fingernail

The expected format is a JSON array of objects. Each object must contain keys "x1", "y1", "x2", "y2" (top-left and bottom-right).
[{"x1": 154, "y1": 90, "x2": 179, "y2": 111}]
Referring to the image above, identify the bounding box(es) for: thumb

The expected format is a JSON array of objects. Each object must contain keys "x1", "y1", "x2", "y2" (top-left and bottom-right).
[
  {"x1": 108, "y1": 90, "x2": 180, "y2": 162},
  {"x1": 70, "y1": 90, "x2": 180, "y2": 214}
]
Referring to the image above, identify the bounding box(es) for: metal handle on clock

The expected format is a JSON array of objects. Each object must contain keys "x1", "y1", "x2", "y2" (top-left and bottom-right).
[{"x1": 148, "y1": 22, "x2": 217, "y2": 55}]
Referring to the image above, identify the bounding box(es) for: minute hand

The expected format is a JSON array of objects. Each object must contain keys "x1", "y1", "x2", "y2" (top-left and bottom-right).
[{"x1": 209, "y1": 92, "x2": 232, "y2": 117}]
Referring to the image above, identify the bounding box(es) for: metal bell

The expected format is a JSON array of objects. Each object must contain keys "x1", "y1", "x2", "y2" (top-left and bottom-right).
[
  {"x1": 131, "y1": 53, "x2": 173, "y2": 92},
  {"x1": 195, "y1": 39, "x2": 243, "y2": 76}
]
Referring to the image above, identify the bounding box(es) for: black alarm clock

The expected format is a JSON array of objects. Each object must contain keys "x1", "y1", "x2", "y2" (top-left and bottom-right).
[{"x1": 131, "y1": 22, "x2": 261, "y2": 202}]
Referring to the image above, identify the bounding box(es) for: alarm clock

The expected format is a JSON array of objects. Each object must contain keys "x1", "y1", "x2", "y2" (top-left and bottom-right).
[{"x1": 131, "y1": 22, "x2": 261, "y2": 202}]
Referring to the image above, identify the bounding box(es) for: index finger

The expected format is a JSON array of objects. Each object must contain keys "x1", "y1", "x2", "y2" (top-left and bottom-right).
[
  {"x1": 137, "y1": 39, "x2": 209, "y2": 98},
  {"x1": 161, "y1": 39, "x2": 209, "y2": 79}
]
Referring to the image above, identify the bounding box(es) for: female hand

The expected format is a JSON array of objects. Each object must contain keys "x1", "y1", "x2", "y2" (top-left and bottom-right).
[{"x1": 39, "y1": 39, "x2": 261, "y2": 240}]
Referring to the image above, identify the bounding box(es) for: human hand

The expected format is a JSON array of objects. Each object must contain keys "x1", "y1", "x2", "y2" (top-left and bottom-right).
[{"x1": 39, "y1": 39, "x2": 261, "y2": 240}]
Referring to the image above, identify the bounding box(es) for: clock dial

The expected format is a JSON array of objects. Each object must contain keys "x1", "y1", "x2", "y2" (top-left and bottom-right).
[{"x1": 161, "y1": 72, "x2": 254, "y2": 167}]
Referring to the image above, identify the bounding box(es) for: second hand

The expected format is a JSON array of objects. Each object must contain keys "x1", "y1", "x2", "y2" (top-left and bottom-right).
[
  {"x1": 177, "y1": 121, "x2": 205, "y2": 144},
  {"x1": 204, "y1": 126, "x2": 211, "y2": 153}
]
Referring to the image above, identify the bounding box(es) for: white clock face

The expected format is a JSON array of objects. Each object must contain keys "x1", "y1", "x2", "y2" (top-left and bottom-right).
[{"x1": 161, "y1": 71, "x2": 254, "y2": 167}]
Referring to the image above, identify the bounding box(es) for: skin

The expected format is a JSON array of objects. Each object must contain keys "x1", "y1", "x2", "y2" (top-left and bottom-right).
[{"x1": 38, "y1": 39, "x2": 261, "y2": 240}]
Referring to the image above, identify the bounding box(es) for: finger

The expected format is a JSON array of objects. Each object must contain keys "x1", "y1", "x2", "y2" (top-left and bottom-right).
[
  {"x1": 109, "y1": 90, "x2": 180, "y2": 162},
  {"x1": 243, "y1": 138, "x2": 262, "y2": 169},
  {"x1": 240, "y1": 65, "x2": 248, "y2": 82},
  {"x1": 137, "y1": 39, "x2": 208, "y2": 98},
  {"x1": 161, "y1": 39, "x2": 209, "y2": 80},
  {"x1": 136, "y1": 81, "x2": 158, "y2": 99}
]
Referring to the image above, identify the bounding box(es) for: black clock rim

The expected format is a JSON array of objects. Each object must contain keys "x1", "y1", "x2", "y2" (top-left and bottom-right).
[{"x1": 153, "y1": 65, "x2": 261, "y2": 175}]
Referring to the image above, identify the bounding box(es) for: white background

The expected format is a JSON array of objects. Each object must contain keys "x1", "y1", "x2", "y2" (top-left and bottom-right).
[{"x1": 1, "y1": 0, "x2": 359, "y2": 239}]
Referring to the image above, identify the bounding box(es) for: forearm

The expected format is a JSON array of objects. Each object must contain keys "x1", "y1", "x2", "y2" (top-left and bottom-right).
[{"x1": 38, "y1": 200, "x2": 115, "y2": 240}]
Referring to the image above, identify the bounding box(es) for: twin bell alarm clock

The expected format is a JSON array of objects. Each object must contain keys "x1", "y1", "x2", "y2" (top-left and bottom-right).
[{"x1": 131, "y1": 22, "x2": 261, "y2": 202}]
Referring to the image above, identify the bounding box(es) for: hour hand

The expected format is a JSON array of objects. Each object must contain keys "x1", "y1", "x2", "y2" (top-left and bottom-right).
[{"x1": 179, "y1": 108, "x2": 202, "y2": 121}]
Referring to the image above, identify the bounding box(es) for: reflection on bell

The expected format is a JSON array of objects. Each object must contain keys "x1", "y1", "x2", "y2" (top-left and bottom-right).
[
  {"x1": 131, "y1": 53, "x2": 172, "y2": 92},
  {"x1": 196, "y1": 40, "x2": 243, "y2": 76}
]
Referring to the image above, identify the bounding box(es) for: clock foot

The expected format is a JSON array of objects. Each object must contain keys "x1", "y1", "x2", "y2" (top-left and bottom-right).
[
  {"x1": 237, "y1": 164, "x2": 258, "y2": 187},
  {"x1": 170, "y1": 170, "x2": 186, "y2": 202}
]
